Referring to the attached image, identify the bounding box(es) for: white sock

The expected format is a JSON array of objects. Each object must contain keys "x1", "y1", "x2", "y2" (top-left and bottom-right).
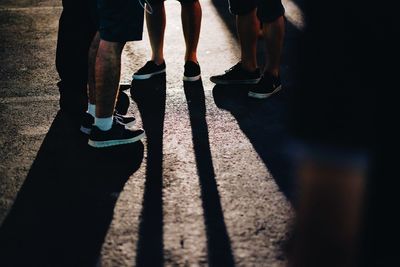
[
  {"x1": 95, "y1": 116, "x2": 113, "y2": 131},
  {"x1": 87, "y1": 103, "x2": 96, "y2": 117}
]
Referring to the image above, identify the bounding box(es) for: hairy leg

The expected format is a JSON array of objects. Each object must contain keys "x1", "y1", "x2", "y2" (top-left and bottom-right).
[
  {"x1": 236, "y1": 9, "x2": 258, "y2": 71},
  {"x1": 262, "y1": 16, "x2": 285, "y2": 76},
  {"x1": 181, "y1": 1, "x2": 202, "y2": 63},
  {"x1": 87, "y1": 32, "x2": 100, "y2": 105},
  {"x1": 95, "y1": 40, "x2": 125, "y2": 118}
]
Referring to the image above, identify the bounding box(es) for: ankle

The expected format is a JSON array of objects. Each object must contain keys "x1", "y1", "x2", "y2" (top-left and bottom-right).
[
  {"x1": 241, "y1": 62, "x2": 257, "y2": 72},
  {"x1": 185, "y1": 53, "x2": 198, "y2": 64},
  {"x1": 151, "y1": 57, "x2": 164, "y2": 65}
]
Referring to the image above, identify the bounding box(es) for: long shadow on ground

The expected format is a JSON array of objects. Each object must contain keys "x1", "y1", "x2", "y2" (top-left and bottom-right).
[
  {"x1": 213, "y1": 85, "x2": 295, "y2": 203},
  {"x1": 131, "y1": 74, "x2": 166, "y2": 267},
  {"x1": 0, "y1": 110, "x2": 144, "y2": 267},
  {"x1": 210, "y1": 0, "x2": 305, "y2": 203},
  {"x1": 184, "y1": 80, "x2": 236, "y2": 267},
  {"x1": 131, "y1": 77, "x2": 236, "y2": 266}
]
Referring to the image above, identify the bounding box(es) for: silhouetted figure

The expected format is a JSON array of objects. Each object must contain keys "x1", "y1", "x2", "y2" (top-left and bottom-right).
[{"x1": 285, "y1": 0, "x2": 387, "y2": 266}]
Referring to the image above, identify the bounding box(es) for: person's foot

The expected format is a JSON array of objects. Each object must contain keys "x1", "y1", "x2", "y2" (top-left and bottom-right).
[
  {"x1": 183, "y1": 61, "x2": 201, "y2": 81},
  {"x1": 248, "y1": 72, "x2": 282, "y2": 99},
  {"x1": 132, "y1": 60, "x2": 166, "y2": 80},
  {"x1": 80, "y1": 112, "x2": 136, "y2": 135},
  {"x1": 88, "y1": 122, "x2": 145, "y2": 148},
  {"x1": 114, "y1": 113, "x2": 136, "y2": 128},
  {"x1": 210, "y1": 62, "x2": 261, "y2": 85}
]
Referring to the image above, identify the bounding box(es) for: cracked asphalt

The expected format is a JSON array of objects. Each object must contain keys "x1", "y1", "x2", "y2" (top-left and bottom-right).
[{"x1": 0, "y1": 0, "x2": 304, "y2": 266}]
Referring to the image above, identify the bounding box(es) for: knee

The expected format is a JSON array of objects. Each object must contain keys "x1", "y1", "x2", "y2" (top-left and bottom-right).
[{"x1": 98, "y1": 40, "x2": 125, "y2": 56}]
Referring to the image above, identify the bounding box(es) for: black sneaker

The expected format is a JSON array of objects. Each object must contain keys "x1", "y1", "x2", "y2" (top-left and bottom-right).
[
  {"x1": 248, "y1": 72, "x2": 282, "y2": 99},
  {"x1": 210, "y1": 62, "x2": 261, "y2": 85},
  {"x1": 80, "y1": 112, "x2": 136, "y2": 135},
  {"x1": 132, "y1": 60, "x2": 166, "y2": 80},
  {"x1": 88, "y1": 122, "x2": 145, "y2": 148},
  {"x1": 114, "y1": 113, "x2": 136, "y2": 129},
  {"x1": 119, "y1": 83, "x2": 131, "y2": 91},
  {"x1": 80, "y1": 112, "x2": 94, "y2": 135},
  {"x1": 183, "y1": 61, "x2": 201, "y2": 81}
]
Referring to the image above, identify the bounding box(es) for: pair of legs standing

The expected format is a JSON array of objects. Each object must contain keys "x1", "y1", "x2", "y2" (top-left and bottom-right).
[
  {"x1": 82, "y1": 0, "x2": 146, "y2": 148},
  {"x1": 210, "y1": 0, "x2": 285, "y2": 99},
  {"x1": 133, "y1": 0, "x2": 202, "y2": 81},
  {"x1": 58, "y1": 0, "x2": 201, "y2": 147},
  {"x1": 237, "y1": 9, "x2": 284, "y2": 78}
]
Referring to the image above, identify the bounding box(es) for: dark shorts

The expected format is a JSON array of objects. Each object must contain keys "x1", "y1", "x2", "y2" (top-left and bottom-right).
[
  {"x1": 97, "y1": 0, "x2": 145, "y2": 42},
  {"x1": 147, "y1": 0, "x2": 198, "y2": 5},
  {"x1": 228, "y1": 0, "x2": 285, "y2": 23}
]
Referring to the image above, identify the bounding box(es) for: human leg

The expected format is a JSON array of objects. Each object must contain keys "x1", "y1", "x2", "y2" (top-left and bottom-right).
[
  {"x1": 261, "y1": 16, "x2": 284, "y2": 77},
  {"x1": 248, "y1": 0, "x2": 285, "y2": 99},
  {"x1": 180, "y1": 0, "x2": 202, "y2": 63},
  {"x1": 132, "y1": 0, "x2": 166, "y2": 80},
  {"x1": 94, "y1": 40, "x2": 124, "y2": 120},
  {"x1": 146, "y1": 1, "x2": 166, "y2": 65},
  {"x1": 88, "y1": 0, "x2": 145, "y2": 147},
  {"x1": 236, "y1": 9, "x2": 258, "y2": 72},
  {"x1": 209, "y1": 0, "x2": 261, "y2": 85},
  {"x1": 55, "y1": 0, "x2": 97, "y2": 117},
  {"x1": 88, "y1": 31, "x2": 101, "y2": 108}
]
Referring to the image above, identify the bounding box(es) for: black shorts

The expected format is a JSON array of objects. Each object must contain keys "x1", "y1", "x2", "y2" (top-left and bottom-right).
[
  {"x1": 97, "y1": 0, "x2": 145, "y2": 42},
  {"x1": 228, "y1": 0, "x2": 285, "y2": 23},
  {"x1": 146, "y1": 0, "x2": 198, "y2": 5}
]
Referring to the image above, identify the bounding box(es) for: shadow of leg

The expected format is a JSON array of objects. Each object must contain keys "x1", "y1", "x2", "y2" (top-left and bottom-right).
[
  {"x1": 184, "y1": 80, "x2": 235, "y2": 267},
  {"x1": 212, "y1": 85, "x2": 295, "y2": 203},
  {"x1": 131, "y1": 75, "x2": 166, "y2": 267},
  {"x1": 0, "y1": 110, "x2": 144, "y2": 266}
]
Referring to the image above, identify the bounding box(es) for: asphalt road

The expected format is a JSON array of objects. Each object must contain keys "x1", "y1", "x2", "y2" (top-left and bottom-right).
[{"x1": 0, "y1": 0, "x2": 304, "y2": 266}]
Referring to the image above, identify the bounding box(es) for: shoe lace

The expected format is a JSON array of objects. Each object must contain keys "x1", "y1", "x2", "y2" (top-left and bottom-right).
[
  {"x1": 138, "y1": 0, "x2": 153, "y2": 14},
  {"x1": 114, "y1": 113, "x2": 127, "y2": 126}
]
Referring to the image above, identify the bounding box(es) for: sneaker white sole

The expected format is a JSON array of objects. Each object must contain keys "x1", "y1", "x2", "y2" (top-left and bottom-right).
[
  {"x1": 132, "y1": 69, "x2": 166, "y2": 80},
  {"x1": 183, "y1": 74, "x2": 201, "y2": 82},
  {"x1": 248, "y1": 85, "x2": 282, "y2": 99},
  {"x1": 210, "y1": 77, "x2": 261, "y2": 85},
  {"x1": 88, "y1": 132, "x2": 146, "y2": 148}
]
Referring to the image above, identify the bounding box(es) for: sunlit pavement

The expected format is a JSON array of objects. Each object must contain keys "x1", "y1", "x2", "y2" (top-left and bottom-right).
[{"x1": 0, "y1": 0, "x2": 304, "y2": 266}]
